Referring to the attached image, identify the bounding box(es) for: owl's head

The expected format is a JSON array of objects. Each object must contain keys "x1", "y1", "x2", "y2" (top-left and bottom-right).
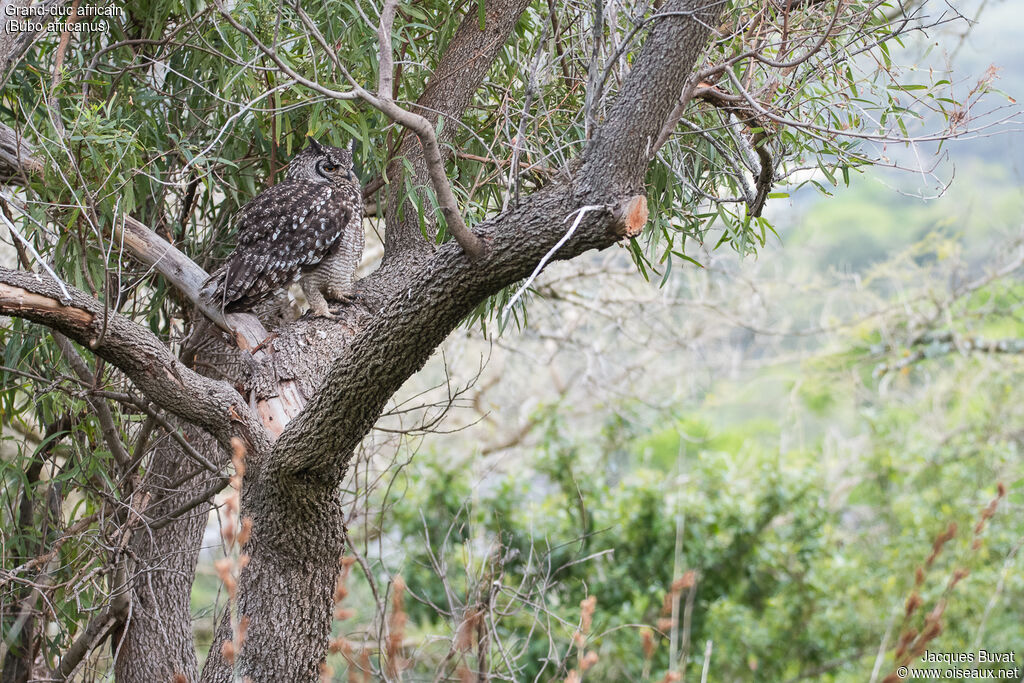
[{"x1": 287, "y1": 138, "x2": 357, "y2": 184}]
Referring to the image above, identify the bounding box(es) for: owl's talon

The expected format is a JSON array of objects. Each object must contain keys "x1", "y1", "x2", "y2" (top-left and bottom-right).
[
  {"x1": 330, "y1": 290, "x2": 357, "y2": 304},
  {"x1": 327, "y1": 297, "x2": 357, "y2": 316},
  {"x1": 299, "y1": 307, "x2": 337, "y2": 321}
]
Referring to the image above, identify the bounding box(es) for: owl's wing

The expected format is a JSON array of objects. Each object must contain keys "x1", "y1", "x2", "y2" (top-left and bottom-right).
[{"x1": 201, "y1": 181, "x2": 357, "y2": 312}]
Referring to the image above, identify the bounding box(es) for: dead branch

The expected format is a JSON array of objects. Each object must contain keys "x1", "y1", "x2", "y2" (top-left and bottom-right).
[
  {"x1": 114, "y1": 213, "x2": 230, "y2": 332},
  {"x1": 0, "y1": 281, "x2": 93, "y2": 325}
]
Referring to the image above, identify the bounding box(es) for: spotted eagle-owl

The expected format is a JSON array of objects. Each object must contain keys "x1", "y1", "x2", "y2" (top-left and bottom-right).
[{"x1": 201, "y1": 138, "x2": 364, "y2": 319}]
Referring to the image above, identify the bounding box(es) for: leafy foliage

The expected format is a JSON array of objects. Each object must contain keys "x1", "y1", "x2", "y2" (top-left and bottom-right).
[{"x1": 356, "y1": 291, "x2": 1022, "y2": 680}]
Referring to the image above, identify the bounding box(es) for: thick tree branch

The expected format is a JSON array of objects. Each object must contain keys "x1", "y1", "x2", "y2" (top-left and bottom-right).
[
  {"x1": 0, "y1": 268, "x2": 267, "y2": 454},
  {"x1": 379, "y1": 0, "x2": 534, "y2": 259},
  {"x1": 272, "y1": 188, "x2": 651, "y2": 476},
  {"x1": 115, "y1": 212, "x2": 306, "y2": 434},
  {"x1": 581, "y1": 0, "x2": 723, "y2": 195},
  {"x1": 114, "y1": 213, "x2": 230, "y2": 333},
  {"x1": 270, "y1": 0, "x2": 721, "y2": 476}
]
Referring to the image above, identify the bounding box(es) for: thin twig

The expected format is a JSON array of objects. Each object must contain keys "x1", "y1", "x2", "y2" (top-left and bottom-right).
[
  {"x1": 145, "y1": 475, "x2": 230, "y2": 531},
  {"x1": 53, "y1": 333, "x2": 133, "y2": 469},
  {"x1": 93, "y1": 391, "x2": 222, "y2": 475}
]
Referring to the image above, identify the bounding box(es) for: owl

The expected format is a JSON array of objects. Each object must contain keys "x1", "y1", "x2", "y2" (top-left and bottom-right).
[{"x1": 201, "y1": 138, "x2": 364, "y2": 320}]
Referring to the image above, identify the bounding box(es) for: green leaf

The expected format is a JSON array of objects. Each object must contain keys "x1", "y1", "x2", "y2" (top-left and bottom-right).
[{"x1": 819, "y1": 163, "x2": 837, "y2": 186}]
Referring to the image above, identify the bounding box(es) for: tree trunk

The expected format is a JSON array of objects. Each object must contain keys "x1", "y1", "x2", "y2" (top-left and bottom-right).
[
  {"x1": 113, "y1": 431, "x2": 222, "y2": 683},
  {"x1": 200, "y1": 479, "x2": 346, "y2": 683}
]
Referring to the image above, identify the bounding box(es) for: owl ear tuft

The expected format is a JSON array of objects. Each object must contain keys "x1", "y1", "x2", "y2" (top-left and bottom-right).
[
  {"x1": 346, "y1": 139, "x2": 354, "y2": 152},
  {"x1": 307, "y1": 137, "x2": 325, "y2": 153}
]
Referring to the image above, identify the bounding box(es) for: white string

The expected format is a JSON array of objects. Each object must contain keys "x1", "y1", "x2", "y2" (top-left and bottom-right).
[
  {"x1": 502, "y1": 204, "x2": 606, "y2": 319},
  {"x1": 0, "y1": 209, "x2": 73, "y2": 303}
]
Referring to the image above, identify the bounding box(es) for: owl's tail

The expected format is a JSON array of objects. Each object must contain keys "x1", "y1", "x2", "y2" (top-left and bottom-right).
[{"x1": 199, "y1": 266, "x2": 230, "y2": 314}]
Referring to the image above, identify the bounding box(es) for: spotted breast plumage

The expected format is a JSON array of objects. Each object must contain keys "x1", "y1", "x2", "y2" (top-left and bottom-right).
[{"x1": 201, "y1": 138, "x2": 364, "y2": 319}]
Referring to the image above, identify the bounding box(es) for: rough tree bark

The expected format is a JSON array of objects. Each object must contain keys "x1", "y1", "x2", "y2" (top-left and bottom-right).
[
  {"x1": 111, "y1": 430, "x2": 220, "y2": 683},
  {"x1": 0, "y1": 270, "x2": 261, "y2": 681},
  {"x1": 0, "y1": 1, "x2": 723, "y2": 680}
]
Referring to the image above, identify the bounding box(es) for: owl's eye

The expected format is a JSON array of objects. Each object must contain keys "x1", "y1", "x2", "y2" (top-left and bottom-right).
[{"x1": 322, "y1": 163, "x2": 338, "y2": 172}]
